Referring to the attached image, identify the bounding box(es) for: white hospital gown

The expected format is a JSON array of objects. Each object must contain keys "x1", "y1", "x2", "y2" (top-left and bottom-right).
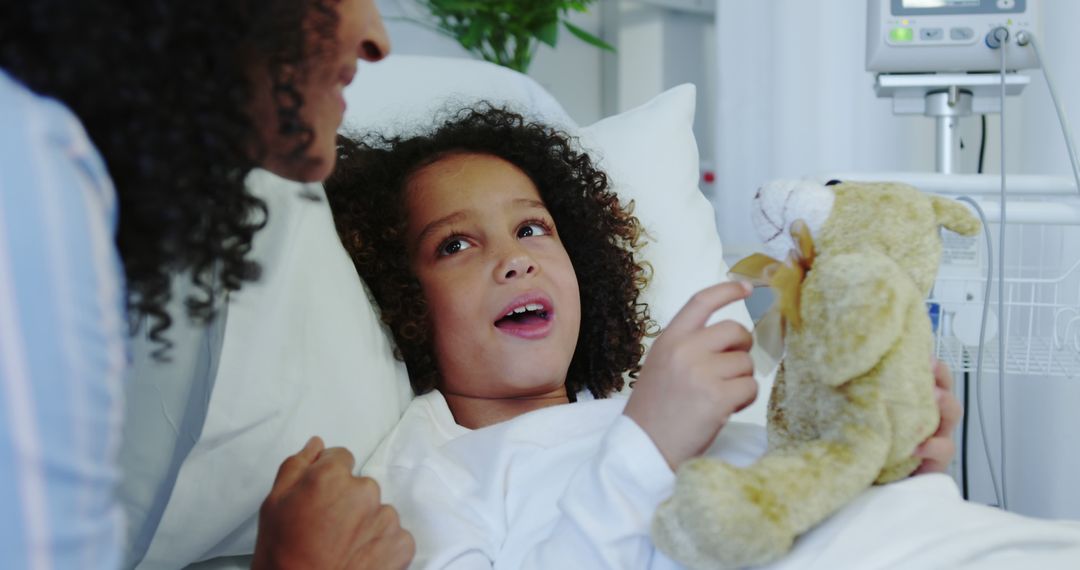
[
  {"x1": 361, "y1": 391, "x2": 765, "y2": 569},
  {"x1": 363, "y1": 391, "x2": 1080, "y2": 570}
]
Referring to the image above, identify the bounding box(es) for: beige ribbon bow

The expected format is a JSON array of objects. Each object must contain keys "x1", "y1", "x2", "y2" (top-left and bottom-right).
[{"x1": 729, "y1": 220, "x2": 816, "y2": 375}]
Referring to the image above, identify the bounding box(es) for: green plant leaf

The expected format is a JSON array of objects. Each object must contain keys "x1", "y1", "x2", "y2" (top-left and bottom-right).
[
  {"x1": 563, "y1": 20, "x2": 614, "y2": 51},
  {"x1": 537, "y1": 19, "x2": 559, "y2": 47},
  {"x1": 567, "y1": 0, "x2": 592, "y2": 13},
  {"x1": 427, "y1": 0, "x2": 488, "y2": 11},
  {"x1": 410, "y1": 0, "x2": 610, "y2": 73},
  {"x1": 461, "y1": 19, "x2": 485, "y2": 49}
]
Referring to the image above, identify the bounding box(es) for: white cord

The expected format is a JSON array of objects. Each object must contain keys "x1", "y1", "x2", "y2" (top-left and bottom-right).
[
  {"x1": 1022, "y1": 32, "x2": 1080, "y2": 196},
  {"x1": 955, "y1": 196, "x2": 1003, "y2": 509},
  {"x1": 995, "y1": 27, "x2": 1009, "y2": 511}
]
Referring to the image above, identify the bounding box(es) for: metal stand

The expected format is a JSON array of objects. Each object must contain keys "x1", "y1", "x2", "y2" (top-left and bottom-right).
[
  {"x1": 927, "y1": 87, "x2": 973, "y2": 174},
  {"x1": 875, "y1": 73, "x2": 1030, "y2": 174}
]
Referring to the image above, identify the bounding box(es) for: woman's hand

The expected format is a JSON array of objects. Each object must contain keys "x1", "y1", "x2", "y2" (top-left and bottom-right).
[
  {"x1": 624, "y1": 281, "x2": 758, "y2": 470},
  {"x1": 913, "y1": 359, "x2": 964, "y2": 475},
  {"x1": 252, "y1": 437, "x2": 415, "y2": 569}
]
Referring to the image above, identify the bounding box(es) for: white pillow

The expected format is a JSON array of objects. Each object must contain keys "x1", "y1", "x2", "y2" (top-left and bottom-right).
[
  {"x1": 578, "y1": 84, "x2": 752, "y2": 333},
  {"x1": 139, "y1": 55, "x2": 753, "y2": 568}
]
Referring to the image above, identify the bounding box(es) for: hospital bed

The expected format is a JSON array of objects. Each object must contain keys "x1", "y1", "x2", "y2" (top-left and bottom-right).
[{"x1": 119, "y1": 54, "x2": 1080, "y2": 569}]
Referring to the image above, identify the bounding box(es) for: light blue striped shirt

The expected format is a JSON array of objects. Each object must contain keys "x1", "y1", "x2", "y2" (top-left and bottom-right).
[{"x1": 0, "y1": 69, "x2": 127, "y2": 569}]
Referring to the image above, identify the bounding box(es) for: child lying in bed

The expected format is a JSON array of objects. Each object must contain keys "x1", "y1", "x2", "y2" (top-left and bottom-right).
[{"x1": 322, "y1": 106, "x2": 999, "y2": 569}]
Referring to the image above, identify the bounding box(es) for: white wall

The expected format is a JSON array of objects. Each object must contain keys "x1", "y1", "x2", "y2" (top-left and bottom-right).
[
  {"x1": 712, "y1": 0, "x2": 935, "y2": 255},
  {"x1": 1017, "y1": 0, "x2": 1080, "y2": 180},
  {"x1": 614, "y1": 2, "x2": 717, "y2": 161}
]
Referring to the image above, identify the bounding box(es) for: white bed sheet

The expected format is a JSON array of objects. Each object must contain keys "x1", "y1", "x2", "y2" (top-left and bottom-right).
[
  {"x1": 188, "y1": 427, "x2": 1080, "y2": 569},
  {"x1": 757, "y1": 474, "x2": 1080, "y2": 570},
  {"x1": 186, "y1": 484, "x2": 1080, "y2": 570},
  {"x1": 651, "y1": 425, "x2": 1080, "y2": 569}
]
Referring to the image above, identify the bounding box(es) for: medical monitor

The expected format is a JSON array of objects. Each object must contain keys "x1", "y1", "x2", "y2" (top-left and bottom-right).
[{"x1": 866, "y1": 0, "x2": 1039, "y2": 73}]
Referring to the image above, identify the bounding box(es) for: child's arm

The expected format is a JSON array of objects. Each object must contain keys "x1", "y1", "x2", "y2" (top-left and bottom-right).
[
  {"x1": 623, "y1": 281, "x2": 757, "y2": 469},
  {"x1": 517, "y1": 282, "x2": 759, "y2": 567}
]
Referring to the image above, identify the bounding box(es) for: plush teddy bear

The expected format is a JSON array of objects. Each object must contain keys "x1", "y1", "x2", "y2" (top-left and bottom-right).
[{"x1": 651, "y1": 179, "x2": 981, "y2": 569}]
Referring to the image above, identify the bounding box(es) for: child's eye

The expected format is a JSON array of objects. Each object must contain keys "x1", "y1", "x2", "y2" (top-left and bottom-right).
[
  {"x1": 438, "y1": 237, "x2": 472, "y2": 256},
  {"x1": 517, "y1": 221, "x2": 551, "y2": 239}
]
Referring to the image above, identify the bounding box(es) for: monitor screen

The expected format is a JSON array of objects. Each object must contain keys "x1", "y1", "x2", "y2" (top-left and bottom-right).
[
  {"x1": 902, "y1": 0, "x2": 980, "y2": 7},
  {"x1": 893, "y1": 0, "x2": 1023, "y2": 16}
]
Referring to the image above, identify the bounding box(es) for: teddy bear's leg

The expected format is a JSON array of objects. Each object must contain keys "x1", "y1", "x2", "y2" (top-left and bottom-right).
[
  {"x1": 653, "y1": 419, "x2": 892, "y2": 569},
  {"x1": 652, "y1": 459, "x2": 793, "y2": 570}
]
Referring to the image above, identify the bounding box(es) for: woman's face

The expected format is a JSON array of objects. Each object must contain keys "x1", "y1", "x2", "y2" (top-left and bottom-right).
[
  {"x1": 404, "y1": 153, "x2": 582, "y2": 403},
  {"x1": 255, "y1": 0, "x2": 390, "y2": 182}
]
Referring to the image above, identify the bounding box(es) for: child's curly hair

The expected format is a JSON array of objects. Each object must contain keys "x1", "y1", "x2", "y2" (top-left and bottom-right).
[{"x1": 325, "y1": 105, "x2": 654, "y2": 400}]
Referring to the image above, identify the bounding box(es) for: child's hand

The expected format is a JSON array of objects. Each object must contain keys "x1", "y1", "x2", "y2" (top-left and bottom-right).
[
  {"x1": 624, "y1": 281, "x2": 757, "y2": 470},
  {"x1": 913, "y1": 359, "x2": 963, "y2": 475}
]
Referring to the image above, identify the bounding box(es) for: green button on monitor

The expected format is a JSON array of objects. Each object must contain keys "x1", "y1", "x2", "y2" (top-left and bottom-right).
[{"x1": 890, "y1": 27, "x2": 914, "y2": 42}]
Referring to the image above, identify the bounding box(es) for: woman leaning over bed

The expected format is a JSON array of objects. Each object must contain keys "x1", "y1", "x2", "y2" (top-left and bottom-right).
[{"x1": 0, "y1": 1, "x2": 412, "y2": 568}]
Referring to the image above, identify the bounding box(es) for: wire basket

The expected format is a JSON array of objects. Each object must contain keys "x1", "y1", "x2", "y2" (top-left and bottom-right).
[{"x1": 929, "y1": 223, "x2": 1080, "y2": 380}]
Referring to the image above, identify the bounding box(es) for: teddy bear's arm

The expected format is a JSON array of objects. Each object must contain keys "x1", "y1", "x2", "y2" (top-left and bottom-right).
[{"x1": 798, "y1": 253, "x2": 914, "y2": 386}]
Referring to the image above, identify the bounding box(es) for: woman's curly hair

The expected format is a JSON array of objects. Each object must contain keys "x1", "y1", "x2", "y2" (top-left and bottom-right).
[
  {"x1": 325, "y1": 106, "x2": 656, "y2": 400},
  {"x1": 0, "y1": 1, "x2": 337, "y2": 349}
]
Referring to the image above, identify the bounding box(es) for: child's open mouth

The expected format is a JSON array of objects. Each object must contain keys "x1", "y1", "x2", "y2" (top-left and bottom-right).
[{"x1": 494, "y1": 299, "x2": 554, "y2": 338}]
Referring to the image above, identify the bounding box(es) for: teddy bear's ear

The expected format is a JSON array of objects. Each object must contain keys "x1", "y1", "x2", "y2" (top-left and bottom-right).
[{"x1": 931, "y1": 196, "x2": 981, "y2": 236}]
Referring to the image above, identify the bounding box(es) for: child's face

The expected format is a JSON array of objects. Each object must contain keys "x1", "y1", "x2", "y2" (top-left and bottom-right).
[{"x1": 404, "y1": 153, "x2": 581, "y2": 401}]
